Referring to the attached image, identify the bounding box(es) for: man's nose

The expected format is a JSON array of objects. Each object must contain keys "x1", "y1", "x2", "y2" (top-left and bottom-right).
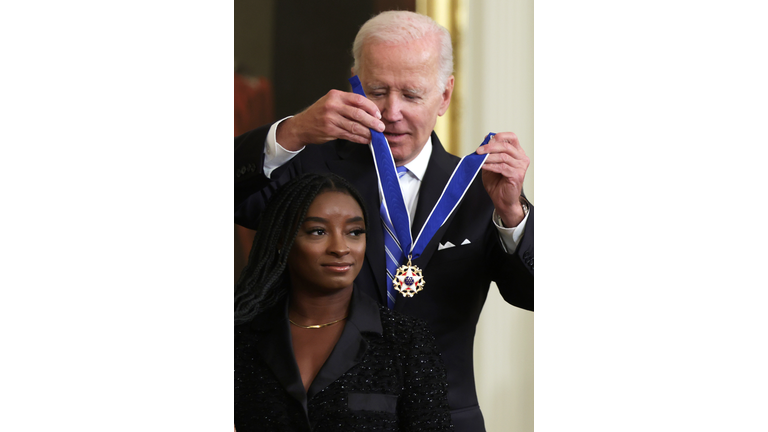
[{"x1": 381, "y1": 94, "x2": 403, "y2": 122}]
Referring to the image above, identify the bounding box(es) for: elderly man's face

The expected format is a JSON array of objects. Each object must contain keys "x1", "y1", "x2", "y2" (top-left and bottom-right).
[{"x1": 358, "y1": 37, "x2": 453, "y2": 166}]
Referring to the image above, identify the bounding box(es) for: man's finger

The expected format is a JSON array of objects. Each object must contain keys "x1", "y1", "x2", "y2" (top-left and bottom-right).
[
  {"x1": 481, "y1": 161, "x2": 519, "y2": 178},
  {"x1": 478, "y1": 142, "x2": 520, "y2": 157},
  {"x1": 481, "y1": 163, "x2": 526, "y2": 187},
  {"x1": 477, "y1": 132, "x2": 524, "y2": 154},
  {"x1": 340, "y1": 104, "x2": 385, "y2": 132},
  {"x1": 480, "y1": 149, "x2": 529, "y2": 168},
  {"x1": 331, "y1": 115, "x2": 373, "y2": 141},
  {"x1": 342, "y1": 92, "x2": 382, "y2": 120},
  {"x1": 493, "y1": 131, "x2": 520, "y2": 144},
  {"x1": 333, "y1": 124, "x2": 372, "y2": 145}
]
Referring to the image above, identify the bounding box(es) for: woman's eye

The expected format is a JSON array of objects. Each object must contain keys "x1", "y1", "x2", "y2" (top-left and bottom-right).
[
  {"x1": 349, "y1": 229, "x2": 366, "y2": 237},
  {"x1": 308, "y1": 228, "x2": 326, "y2": 235}
]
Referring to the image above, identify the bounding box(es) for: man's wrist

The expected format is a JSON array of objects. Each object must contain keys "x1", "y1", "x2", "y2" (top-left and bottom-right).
[
  {"x1": 496, "y1": 196, "x2": 530, "y2": 228},
  {"x1": 275, "y1": 117, "x2": 304, "y2": 151},
  {"x1": 264, "y1": 117, "x2": 303, "y2": 179}
]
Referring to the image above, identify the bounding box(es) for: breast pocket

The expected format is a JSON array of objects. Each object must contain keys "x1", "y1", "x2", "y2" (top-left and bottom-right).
[
  {"x1": 347, "y1": 393, "x2": 398, "y2": 413},
  {"x1": 434, "y1": 238, "x2": 480, "y2": 264}
]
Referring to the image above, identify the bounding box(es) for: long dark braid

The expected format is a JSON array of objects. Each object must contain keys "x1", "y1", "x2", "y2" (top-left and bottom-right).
[{"x1": 234, "y1": 172, "x2": 369, "y2": 326}]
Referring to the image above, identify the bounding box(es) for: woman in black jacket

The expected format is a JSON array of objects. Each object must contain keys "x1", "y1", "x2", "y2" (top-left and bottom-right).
[{"x1": 235, "y1": 172, "x2": 453, "y2": 432}]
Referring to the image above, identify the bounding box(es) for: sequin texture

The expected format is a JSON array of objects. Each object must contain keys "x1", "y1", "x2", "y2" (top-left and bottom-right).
[{"x1": 235, "y1": 305, "x2": 453, "y2": 432}]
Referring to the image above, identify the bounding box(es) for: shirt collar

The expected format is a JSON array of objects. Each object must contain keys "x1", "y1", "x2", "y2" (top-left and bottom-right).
[{"x1": 402, "y1": 136, "x2": 432, "y2": 182}]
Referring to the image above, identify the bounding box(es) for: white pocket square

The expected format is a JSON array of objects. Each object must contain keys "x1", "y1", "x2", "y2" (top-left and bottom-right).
[
  {"x1": 438, "y1": 241, "x2": 455, "y2": 250},
  {"x1": 461, "y1": 239, "x2": 471, "y2": 245}
]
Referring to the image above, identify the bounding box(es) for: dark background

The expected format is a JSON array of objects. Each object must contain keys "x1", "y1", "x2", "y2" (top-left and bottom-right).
[
  {"x1": 234, "y1": 0, "x2": 416, "y2": 281},
  {"x1": 235, "y1": 0, "x2": 415, "y2": 122}
]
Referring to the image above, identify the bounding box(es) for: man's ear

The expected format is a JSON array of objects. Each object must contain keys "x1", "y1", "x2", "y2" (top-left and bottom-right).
[{"x1": 438, "y1": 75, "x2": 455, "y2": 117}]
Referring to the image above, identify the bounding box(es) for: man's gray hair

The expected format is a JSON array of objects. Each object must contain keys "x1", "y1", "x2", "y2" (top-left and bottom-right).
[{"x1": 352, "y1": 11, "x2": 454, "y2": 92}]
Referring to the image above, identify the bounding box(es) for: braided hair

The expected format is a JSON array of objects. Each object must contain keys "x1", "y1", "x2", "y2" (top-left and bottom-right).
[{"x1": 234, "y1": 172, "x2": 369, "y2": 326}]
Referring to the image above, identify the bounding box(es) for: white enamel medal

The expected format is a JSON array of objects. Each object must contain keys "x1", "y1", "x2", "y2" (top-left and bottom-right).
[{"x1": 393, "y1": 255, "x2": 425, "y2": 297}]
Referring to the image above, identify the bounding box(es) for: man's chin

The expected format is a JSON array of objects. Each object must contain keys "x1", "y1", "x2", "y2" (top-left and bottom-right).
[{"x1": 390, "y1": 150, "x2": 415, "y2": 166}]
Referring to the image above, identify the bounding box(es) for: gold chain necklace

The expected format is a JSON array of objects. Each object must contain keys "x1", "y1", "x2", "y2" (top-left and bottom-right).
[{"x1": 289, "y1": 316, "x2": 348, "y2": 329}]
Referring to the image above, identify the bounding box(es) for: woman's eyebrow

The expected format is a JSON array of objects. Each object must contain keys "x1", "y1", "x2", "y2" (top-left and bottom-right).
[{"x1": 302, "y1": 216, "x2": 328, "y2": 223}]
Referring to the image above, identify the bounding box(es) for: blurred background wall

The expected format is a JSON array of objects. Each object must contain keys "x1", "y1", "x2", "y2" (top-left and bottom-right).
[
  {"x1": 460, "y1": 1, "x2": 534, "y2": 431},
  {"x1": 234, "y1": 1, "x2": 533, "y2": 430}
]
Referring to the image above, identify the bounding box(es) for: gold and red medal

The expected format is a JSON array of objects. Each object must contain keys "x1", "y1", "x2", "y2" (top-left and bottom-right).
[{"x1": 393, "y1": 255, "x2": 425, "y2": 297}]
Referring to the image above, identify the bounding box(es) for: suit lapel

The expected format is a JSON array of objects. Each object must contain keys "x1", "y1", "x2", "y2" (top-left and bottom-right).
[
  {"x1": 410, "y1": 133, "x2": 461, "y2": 271},
  {"x1": 412, "y1": 133, "x2": 459, "y2": 238},
  {"x1": 306, "y1": 288, "x2": 381, "y2": 401},
  {"x1": 251, "y1": 301, "x2": 308, "y2": 414}
]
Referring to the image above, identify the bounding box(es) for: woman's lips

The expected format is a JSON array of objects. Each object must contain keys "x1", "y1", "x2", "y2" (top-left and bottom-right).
[{"x1": 322, "y1": 263, "x2": 353, "y2": 273}]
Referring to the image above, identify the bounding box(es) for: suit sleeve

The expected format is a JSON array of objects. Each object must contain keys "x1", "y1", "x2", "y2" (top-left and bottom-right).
[
  {"x1": 490, "y1": 204, "x2": 534, "y2": 311},
  {"x1": 234, "y1": 124, "x2": 303, "y2": 230}
]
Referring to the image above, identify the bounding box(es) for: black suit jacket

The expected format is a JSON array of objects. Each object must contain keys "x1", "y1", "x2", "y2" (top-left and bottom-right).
[
  {"x1": 235, "y1": 124, "x2": 534, "y2": 432},
  {"x1": 235, "y1": 288, "x2": 453, "y2": 432}
]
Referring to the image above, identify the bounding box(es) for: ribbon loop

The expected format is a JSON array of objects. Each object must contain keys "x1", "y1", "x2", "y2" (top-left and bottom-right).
[{"x1": 349, "y1": 75, "x2": 490, "y2": 262}]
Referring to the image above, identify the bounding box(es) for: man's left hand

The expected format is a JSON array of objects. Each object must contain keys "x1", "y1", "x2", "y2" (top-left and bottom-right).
[{"x1": 476, "y1": 132, "x2": 530, "y2": 227}]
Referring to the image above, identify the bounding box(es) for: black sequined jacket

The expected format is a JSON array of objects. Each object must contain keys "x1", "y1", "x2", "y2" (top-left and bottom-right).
[{"x1": 235, "y1": 287, "x2": 453, "y2": 432}]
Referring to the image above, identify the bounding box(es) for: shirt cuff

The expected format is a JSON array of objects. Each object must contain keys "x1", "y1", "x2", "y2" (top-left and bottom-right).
[
  {"x1": 264, "y1": 116, "x2": 303, "y2": 178},
  {"x1": 492, "y1": 209, "x2": 528, "y2": 253}
]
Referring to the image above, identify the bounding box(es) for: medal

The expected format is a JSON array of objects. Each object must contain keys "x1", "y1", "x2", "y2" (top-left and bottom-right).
[
  {"x1": 393, "y1": 255, "x2": 425, "y2": 297},
  {"x1": 349, "y1": 76, "x2": 490, "y2": 300}
]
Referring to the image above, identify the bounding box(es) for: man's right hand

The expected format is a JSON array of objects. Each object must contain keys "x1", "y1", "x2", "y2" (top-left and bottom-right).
[{"x1": 275, "y1": 89, "x2": 385, "y2": 151}]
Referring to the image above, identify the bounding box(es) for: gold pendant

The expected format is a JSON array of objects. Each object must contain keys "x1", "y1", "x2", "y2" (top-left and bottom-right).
[{"x1": 393, "y1": 255, "x2": 425, "y2": 297}]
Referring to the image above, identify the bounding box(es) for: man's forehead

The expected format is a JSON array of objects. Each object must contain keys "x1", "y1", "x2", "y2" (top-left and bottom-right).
[{"x1": 360, "y1": 37, "x2": 439, "y2": 67}]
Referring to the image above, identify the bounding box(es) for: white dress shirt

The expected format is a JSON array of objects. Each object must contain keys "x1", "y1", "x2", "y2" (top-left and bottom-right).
[{"x1": 263, "y1": 117, "x2": 528, "y2": 253}]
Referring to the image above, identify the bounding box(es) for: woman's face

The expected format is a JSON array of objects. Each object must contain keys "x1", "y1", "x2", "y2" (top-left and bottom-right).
[{"x1": 287, "y1": 191, "x2": 366, "y2": 294}]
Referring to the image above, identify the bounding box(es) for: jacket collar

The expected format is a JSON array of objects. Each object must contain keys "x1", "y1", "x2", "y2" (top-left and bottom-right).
[
  {"x1": 249, "y1": 286, "x2": 382, "y2": 427},
  {"x1": 307, "y1": 287, "x2": 382, "y2": 399},
  {"x1": 247, "y1": 295, "x2": 307, "y2": 414}
]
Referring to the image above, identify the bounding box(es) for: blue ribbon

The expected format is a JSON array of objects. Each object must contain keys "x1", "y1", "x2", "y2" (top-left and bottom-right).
[{"x1": 349, "y1": 75, "x2": 490, "y2": 261}]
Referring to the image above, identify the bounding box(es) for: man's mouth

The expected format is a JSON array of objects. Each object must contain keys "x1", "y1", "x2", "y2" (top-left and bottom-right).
[{"x1": 384, "y1": 132, "x2": 408, "y2": 141}]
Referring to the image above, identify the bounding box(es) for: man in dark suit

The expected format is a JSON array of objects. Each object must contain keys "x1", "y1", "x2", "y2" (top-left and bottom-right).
[{"x1": 235, "y1": 10, "x2": 533, "y2": 432}]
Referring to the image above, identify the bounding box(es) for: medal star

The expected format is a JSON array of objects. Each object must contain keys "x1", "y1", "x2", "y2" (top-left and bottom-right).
[
  {"x1": 396, "y1": 270, "x2": 419, "y2": 290},
  {"x1": 394, "y1": 264, "x2": 425, "y2": 297}
]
